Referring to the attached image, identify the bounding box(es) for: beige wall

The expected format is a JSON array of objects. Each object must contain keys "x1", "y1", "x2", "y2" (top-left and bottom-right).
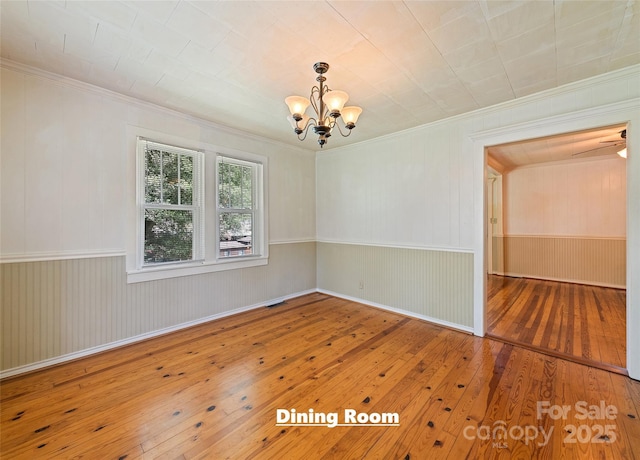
[
  {"x1": 493, "y1": 235, "x2": 625, "y2": 288},
  {"x1": 317, "y1": 65, "x2": 640, "y2": 378},
  {"x1": 0, "y1": 65, "x2": 317, "y2": 257},
  {"x1": 2, "y1": 61, "x2": 639, "y2": 379},
  {"x1": 493, "y1": 156, "x2": 627, "y2": 287},
  {"x1": 0, "y1": 243, "x2": 316, "y2": 374},
  {"x1": 0, "y1": 63, "x2": 317, "y2": 376},
  {"x1": 317, "y1": 243, "x2": 474, "y2": 330}
]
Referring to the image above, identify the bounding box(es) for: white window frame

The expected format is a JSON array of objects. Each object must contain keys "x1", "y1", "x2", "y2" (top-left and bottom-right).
[
  {"x1": 128, "y1": 133, "x2": 268, "y2": 284},
  {"x1": 137, "y1": 138, "x2": 205, "y2": 268},
  {"x1": 215, "y1": 154, "x2": 265, "y2": 262}
]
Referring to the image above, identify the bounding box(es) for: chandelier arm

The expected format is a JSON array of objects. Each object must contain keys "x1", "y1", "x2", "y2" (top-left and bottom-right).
[
  {"x1": 332, "y1": 120, "x2": 353, "y2": 138},
  {"x1": 297, "y1": 117, "x2": 318, "y2": 141},
  {"x1": 309, "y1": 85, "x2": 322, "y2": 118},
  {"x1": 321, "y1": 85, "x2": 333, "y2": 117}
]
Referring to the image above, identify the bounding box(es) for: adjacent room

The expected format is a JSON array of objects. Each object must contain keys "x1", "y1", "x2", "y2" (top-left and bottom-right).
[
  {"x1": 1, "y1": 1, "x2": 639, "y2": 458},
  {"x1": 485, "y1": 126, "x2": 628, "y2": 372}
]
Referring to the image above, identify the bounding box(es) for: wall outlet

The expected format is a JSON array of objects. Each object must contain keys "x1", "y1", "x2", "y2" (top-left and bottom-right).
[{"x1": 358, "y1": 280, "x2": 364, "y2": 289}]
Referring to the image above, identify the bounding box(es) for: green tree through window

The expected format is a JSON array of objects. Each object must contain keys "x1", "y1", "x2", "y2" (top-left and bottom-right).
[
  {"x1": 142, "y1": 142, "x2": 199, "y2": 264},
  {"x1": 135, "y1": 137, "x2": 265, "y2": 279},
  {"x1": 218, "y1": 157, "x2": 255, "y2": 257}
]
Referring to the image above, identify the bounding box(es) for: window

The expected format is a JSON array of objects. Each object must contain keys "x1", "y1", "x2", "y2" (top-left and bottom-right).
[
  {"x1": 139, "y1": 139, "x2": 203, "y2": 267},
  {"x1": 217, "y1": 156, "x2": 260, "y2": 258},
  {"x1": 132, "y1": 136, "x2": 267, "y2": 282}
]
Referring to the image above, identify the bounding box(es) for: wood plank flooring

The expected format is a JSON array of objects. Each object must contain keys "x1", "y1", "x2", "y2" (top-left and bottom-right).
[
  {"x1": 487, "y1": 275, "x2": 627, "y2": 371},
  {"x1": 2, "y1": 293, "x2": 639, "y2": 459}
]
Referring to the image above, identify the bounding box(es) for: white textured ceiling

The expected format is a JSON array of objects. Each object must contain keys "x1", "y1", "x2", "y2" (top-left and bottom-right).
[
  {"x1": 1, "y1": 1, "x2": 639, "y2": 150},
  {"x1": 488, "y1": 124, "x2": 628, "y2": 171}
]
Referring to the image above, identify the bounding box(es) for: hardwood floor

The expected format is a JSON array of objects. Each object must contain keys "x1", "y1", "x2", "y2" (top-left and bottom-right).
[
  {"x1": 1, "y1": 293, "x2": 639, "y2": 459},
  {"x1": 487, "y1": 275, "x2": 627, "y2": 372}
]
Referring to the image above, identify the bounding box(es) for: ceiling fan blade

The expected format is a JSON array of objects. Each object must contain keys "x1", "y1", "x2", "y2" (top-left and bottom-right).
[
  {"x1": 599, "y1": 129, "x2": 627, "y2": 143},
  {"x1": 572, "y1": 142, "x2": 624, "y2": 156}
]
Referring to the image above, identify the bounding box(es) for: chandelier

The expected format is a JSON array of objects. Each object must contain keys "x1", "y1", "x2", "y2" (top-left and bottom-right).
[{"x1": 285, "y1": 62, "x2": 362, "y2": 148}]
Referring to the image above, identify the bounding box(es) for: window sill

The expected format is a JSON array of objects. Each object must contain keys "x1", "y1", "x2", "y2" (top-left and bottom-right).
[{"x1": 127, "y1": 257, "x2": 268, "y2": 283}]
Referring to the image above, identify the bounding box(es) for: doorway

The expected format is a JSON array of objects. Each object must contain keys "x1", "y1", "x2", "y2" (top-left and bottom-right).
[{"x1": 483, "y1": 125, "x2": 628, "y2": 373}]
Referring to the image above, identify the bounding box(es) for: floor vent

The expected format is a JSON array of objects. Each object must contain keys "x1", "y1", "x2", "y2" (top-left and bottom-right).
[{"x1": 266, "y1": 301, "x2": 285, "y2": 308}]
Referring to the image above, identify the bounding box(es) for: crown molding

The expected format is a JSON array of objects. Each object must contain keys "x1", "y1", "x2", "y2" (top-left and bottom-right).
[
  {"x1": 323, "y1": 64, "x2": 640, "y2": 154},
  {"x1": 470, "y1": 98, "x2": 639, "y2": 142},
  {"x1": 0, "y1": 58, "x2": 315, "y2": 155}
]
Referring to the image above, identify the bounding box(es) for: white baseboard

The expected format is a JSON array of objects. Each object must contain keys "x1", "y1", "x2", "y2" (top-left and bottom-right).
[
  {"x1": 316, "y1": 289, "x2": 474, "y2": 335},
  {"x1": 0, "y1": 289, "x2": 316, "y2": 380}
]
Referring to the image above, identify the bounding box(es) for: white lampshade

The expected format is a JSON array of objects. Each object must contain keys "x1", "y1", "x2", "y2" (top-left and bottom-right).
[
  {"x1": 285, "y1": 96, "x2": 310, "y2": 117},
  {"x1": 322, "y1": 90, "x2": 349, "y2": 113},
  {"x1": 341, "y1": 106, "x2": 362, "y2": 125},
  {"x1": 617, "y1": 147, "x2": 627, "y2": 158}
]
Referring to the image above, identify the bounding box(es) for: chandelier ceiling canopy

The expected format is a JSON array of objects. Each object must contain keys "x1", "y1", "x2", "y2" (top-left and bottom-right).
[{"x1": 285, "y1": 62, "x2": 362, "y2": 148}]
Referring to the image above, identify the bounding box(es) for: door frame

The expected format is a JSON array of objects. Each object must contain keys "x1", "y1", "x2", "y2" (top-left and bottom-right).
[
  {"x1": 471, "y1": 99, "x2": 639, "y2": 380},
  {"x1": 486, "y1": 167, "x2": 502, "y2": 276}
]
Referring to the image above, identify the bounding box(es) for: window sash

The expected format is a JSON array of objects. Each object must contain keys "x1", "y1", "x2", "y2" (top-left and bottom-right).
[
  {"x1": 145, "y1": 153, "x2": 194, "y2": 206},
  {"x1": 138, "y1": 138, "x2": 203, "y2": 268},
  {"x1": 143, "y1": 208, "x2": 195, "y2": 265},
  {"x1": 216, "y1": 155, "x2": 261, "y2": 259}
]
